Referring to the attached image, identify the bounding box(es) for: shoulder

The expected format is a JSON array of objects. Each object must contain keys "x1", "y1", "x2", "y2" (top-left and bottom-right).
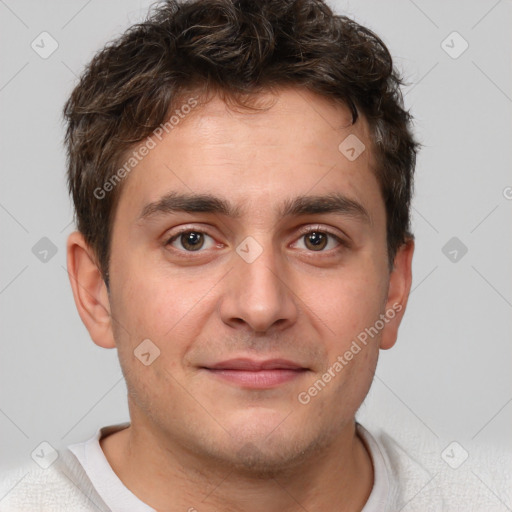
[
  {"x1": 359, "y1": 422, "x2": 512, "y2": 512},
  {"x1": 0, "y1": 450, "x2": 109, "y2": 512},
  {"x1": 358, "y1": 423, "x2": 443, "y2": 511}
]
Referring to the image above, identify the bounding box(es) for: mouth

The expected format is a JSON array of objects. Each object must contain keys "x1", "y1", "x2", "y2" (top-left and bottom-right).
[{"x1": 201, "y1": 358, "x2": 309, "y2": 389}]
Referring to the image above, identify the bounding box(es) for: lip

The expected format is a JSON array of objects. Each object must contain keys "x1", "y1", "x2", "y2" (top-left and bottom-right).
[
  {"x1": 207, "y1": 358, "x2": 306, "y2": 371},
  {"x1": 202, "y1": 358, "x2": 308, "y2": 388}
]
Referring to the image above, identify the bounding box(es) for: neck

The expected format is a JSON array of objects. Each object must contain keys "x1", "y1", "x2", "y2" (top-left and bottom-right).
[{"x1": 100, "y1": 419, "x2": 373, "y2": 512}]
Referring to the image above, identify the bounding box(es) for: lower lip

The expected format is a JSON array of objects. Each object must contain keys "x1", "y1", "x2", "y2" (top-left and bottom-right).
[{"x1": 206, "y1": 369, "x2": 306, "y2": 388}]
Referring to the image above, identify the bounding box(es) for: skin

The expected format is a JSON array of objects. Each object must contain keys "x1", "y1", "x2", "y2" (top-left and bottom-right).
[{"x1": 67, "y1": 87, "x2": 414, "y2": 512}]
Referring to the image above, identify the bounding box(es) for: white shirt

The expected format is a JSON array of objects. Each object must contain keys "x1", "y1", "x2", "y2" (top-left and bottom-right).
[
  {"x1": 68, "y1": 422, "x2": 153, "y2": 512},
  {"x1": 65, "y1": 422, "x2": 390, "y2": 512},
  {"x1": 1, "y1": 421, "x2": 510, "y2": 511}
]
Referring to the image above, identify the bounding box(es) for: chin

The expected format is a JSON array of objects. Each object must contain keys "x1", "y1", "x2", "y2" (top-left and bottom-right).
[
  {"x1": 199, "y1": 412, "x2": 334, "y2": 478},
  {"x1": 230, "y1": 440, "x2": 314, "y2": 478}
]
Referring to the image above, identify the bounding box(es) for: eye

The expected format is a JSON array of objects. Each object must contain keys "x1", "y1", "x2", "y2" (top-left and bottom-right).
[
  {"x1": 165, "y1": 229, "x2": 217, "y2": 252},
  {"x1": 292, "y1": 228, "x2": 347, "y2": 252}
]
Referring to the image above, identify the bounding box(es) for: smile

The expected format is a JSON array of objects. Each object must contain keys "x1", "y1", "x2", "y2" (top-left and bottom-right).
[{"x1": 202, "y1": 358, "x2": 309, "y2": 389}]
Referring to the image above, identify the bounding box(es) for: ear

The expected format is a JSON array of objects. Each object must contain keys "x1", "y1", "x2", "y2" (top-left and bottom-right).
[
  {"x1": 380, "y1": 238, "x2": 414, "y2": 350},
  {"x1": 66, "y1": 231, "x2": 116, "y2": 349}
]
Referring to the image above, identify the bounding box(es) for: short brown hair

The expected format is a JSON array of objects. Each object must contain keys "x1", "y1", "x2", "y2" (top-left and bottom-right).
[{"x1": 63, "y1": 0, "x2": 418, "y2": 288}]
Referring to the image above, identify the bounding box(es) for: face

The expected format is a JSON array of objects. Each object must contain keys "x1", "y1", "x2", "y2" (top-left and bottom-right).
[{"x1": 87, "y1": 88, "x2": 409, "y2": 474}]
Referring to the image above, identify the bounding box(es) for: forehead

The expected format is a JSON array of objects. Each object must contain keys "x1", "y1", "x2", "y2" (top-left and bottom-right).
[{"x1": 115, "y1": 87, "x2": 381, "y2": 223}]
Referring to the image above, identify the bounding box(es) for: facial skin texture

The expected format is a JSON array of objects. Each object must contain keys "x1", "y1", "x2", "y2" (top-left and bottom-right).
[{"x1": 67, "y1": 88, "x2": 414, "y2": 512}]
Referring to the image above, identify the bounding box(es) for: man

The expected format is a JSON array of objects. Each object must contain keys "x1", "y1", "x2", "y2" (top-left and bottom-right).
[{"x1": 0, "y1": 0, "x2": 508, "y2": 511}]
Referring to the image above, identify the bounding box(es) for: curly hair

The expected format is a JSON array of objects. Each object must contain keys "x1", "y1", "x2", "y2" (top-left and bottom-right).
[{"x1": 63, "y1": 0, "x2": 418, "y2": 288}]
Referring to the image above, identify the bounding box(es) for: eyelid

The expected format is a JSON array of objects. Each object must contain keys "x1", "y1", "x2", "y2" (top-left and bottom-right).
[
  {"x1": 164, "y1": 223, "x2": 350, "y2": 254},
  {"x1": 164, "y1": 225, "x2": 219, "y2": 247},
  {"x1": 292, "y1": 224, "x2": 350, "y2": 249}
]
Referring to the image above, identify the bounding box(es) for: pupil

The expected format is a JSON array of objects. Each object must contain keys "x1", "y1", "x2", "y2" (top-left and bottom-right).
[
  {"x1": 307, "y1": 232, "x2": 326, "y2": 250},
  {"x1": 183, "y1": 232, "x2": 203, "y2": 250}
]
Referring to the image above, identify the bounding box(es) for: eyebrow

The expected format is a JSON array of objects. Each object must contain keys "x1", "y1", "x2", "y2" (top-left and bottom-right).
[{"x1": 138, "y1": 191, "x2": 371, "y2": 225}]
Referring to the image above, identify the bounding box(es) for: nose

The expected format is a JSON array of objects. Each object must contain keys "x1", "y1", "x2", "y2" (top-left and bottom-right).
[{"x1": 218, "y1": 238, "x2": 299, "y2": 334}]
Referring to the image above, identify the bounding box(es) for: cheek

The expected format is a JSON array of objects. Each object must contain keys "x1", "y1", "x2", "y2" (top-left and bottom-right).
[
  {"x1": 113, "y1": 269, "x2": 221, "y2": 368},
  {"x1": 115, "y1": 264, "x2": 197, "y2": 331},
  {"x1": 314, "y1": 265, "x2": 386, "y2": 343}
]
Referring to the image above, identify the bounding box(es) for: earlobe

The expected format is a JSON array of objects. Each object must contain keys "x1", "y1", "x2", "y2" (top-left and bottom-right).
[
  {"x1": 380, "y1": 238, "x2": 414, "y2": 350},
  {"x1": 66, "y1": 231, "x2": 116, "y2": 349}
]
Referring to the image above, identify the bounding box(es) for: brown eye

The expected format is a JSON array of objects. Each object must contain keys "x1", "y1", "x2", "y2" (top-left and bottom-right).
[
  {"x1": 180, "y1": 232, "x2": 204, "y2": 251},
  {"x1": 293, "y1": 229, "x2": 344, "y2": 253},
  {"x1": 304, "y1": 231, "x2": 328, "y2": 251},
  {"x1": 167, "y1": 230, "x2": 215, "y2": 252}
]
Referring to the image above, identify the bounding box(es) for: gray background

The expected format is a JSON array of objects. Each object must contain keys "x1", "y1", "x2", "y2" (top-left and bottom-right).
[{"x1": 1, "y1": 0, "x2": 511, "y2": 484}]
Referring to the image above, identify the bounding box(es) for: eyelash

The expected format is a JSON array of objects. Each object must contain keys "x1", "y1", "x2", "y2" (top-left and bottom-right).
[{"x1": 164, "y1": 225, "x2": 350, "y2": 256}]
